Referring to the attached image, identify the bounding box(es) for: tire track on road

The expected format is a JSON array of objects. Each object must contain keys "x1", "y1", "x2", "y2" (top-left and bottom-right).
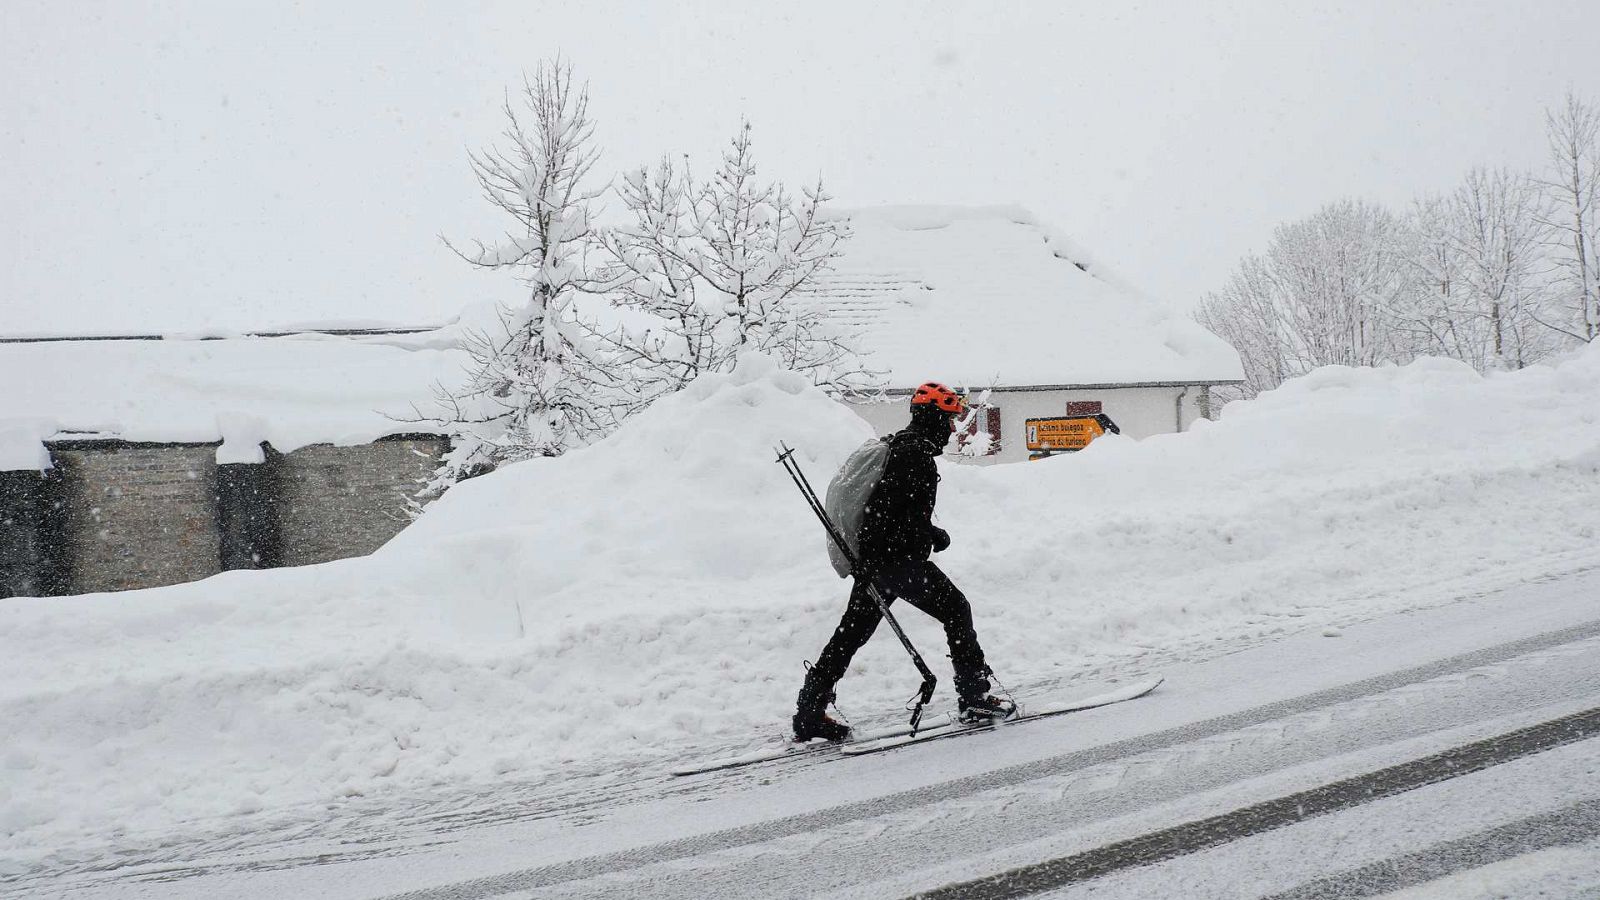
[
  {"x1": 916, "y1": 707, "x2": 1600, "y2": 899},
  {"x1": 1264, "y1": 797, "x2": 1600, "y2": 899}
]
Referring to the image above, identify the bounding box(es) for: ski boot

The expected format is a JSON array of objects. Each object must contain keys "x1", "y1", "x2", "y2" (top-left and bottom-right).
[
  {"x1": 958, "y1": 693, "x2": 1018, "y2": 724},
  {"x1": 794, "y1": 663, "x2": 852, "y2": 742},
  {"x1": 792, "y1": 709, "x2": 852, "y2": 743}
]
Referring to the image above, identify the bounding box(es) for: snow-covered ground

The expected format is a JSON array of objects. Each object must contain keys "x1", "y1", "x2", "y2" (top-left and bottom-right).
[
  {"x1": 18, "y1": 562, "x2": 1600, "y2": 898},
  {"x1": 2, "y1": 344, "x2": 1599, "y2": 881}
]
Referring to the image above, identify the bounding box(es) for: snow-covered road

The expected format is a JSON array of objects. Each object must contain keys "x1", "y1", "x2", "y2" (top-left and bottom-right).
[{"x1": 22, "y1": 566, "x2": 1600, "y2": 899}]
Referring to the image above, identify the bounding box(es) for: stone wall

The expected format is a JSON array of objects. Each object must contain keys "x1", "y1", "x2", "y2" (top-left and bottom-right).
[
  {"x1": 53, "y1": 444, "x2": 221, "y2": 595},
  {"x1": 0, "y1": 436, "x2": 448, "y2": 598}
]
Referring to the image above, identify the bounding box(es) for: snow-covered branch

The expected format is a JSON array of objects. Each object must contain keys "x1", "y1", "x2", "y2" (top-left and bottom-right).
[{"x1": 422, "y1": 60, "x2": 616, "y2": 502}]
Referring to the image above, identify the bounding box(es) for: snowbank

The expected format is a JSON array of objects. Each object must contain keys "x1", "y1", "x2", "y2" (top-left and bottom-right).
[{"x1": 3, "y1": 347, "x2": 1600, "y2": 870}]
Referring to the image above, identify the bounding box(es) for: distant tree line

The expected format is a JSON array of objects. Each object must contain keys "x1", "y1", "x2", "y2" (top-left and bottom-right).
[
  {"x1": 419, "y1": 60, "x2": 880, "y2": 499},
  {"x1": 1197, "y1": 91, "x2": 1600, "y2": 401}
]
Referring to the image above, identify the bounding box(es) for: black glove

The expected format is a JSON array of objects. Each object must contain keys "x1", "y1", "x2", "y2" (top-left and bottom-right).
[{"x1": 930, "y1": 526, "x2": 951, "y2": 553}]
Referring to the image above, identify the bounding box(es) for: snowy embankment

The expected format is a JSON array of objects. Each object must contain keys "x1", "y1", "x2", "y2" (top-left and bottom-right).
[{"x1": 4, "y1": 348, "x2": 1600, "y2": 868}]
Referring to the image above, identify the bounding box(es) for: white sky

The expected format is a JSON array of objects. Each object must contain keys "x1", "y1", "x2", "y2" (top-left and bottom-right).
[{"x1": 3, "y1": 1, "x2": 1597, "y2": 335}]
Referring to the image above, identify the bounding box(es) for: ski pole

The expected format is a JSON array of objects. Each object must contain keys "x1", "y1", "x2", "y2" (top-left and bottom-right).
[{"x1": 775, "y1": 442, "x2": 939, "y2": 733}]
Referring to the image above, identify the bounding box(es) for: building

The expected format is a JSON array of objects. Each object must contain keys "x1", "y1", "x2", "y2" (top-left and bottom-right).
[
  {"x1": 0, "y1": 329, "x2": 461, "y2": 597},
  {"x1": 811, "y1": 206, "x2": 1243, "y2": 461}
]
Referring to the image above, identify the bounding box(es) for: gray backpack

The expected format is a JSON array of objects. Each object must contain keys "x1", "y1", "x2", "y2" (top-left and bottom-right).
[{"x1": 823, "y1": 437, "x2": 892, "y2": 577}]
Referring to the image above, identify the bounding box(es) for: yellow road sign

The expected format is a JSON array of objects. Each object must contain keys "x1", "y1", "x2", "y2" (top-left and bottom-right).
[{"x1": 1024, "y1": 414, "x2": 1118, "y2": 452}]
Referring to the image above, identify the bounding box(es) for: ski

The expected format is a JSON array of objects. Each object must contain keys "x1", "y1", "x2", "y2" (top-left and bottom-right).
[
  {"x1": 672, "y1": 713, "x2": 956, "y2": 776},
  {"x1": 673, "y1": 677, "x2": 1163, "y2": 775},
  {"x1": 839, "y1": 676, "x2": 1165, "y2": 757}
]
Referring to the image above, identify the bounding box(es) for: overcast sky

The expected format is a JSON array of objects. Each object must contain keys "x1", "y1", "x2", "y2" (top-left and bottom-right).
[{"x1": 3, "y1": 1, "x2": 1597, "y2": 335}]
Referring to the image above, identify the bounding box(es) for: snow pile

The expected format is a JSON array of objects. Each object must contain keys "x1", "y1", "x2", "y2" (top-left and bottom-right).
[
  {"x1": 0, "y1": 419, "x2": 56, "y2": 471},
  {"x1": 3, "y1": 347, "x2": 1600, "y2": 870}
]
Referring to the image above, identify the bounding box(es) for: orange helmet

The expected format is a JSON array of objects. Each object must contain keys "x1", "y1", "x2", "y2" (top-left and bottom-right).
[{"x1": 910, "y1": 382, "x2": 967, "y2": 415}]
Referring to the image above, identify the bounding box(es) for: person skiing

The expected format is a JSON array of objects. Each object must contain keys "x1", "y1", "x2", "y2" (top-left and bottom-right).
[{"x1": 794, "y1": 382, "x2": 1015, "y2": 742}]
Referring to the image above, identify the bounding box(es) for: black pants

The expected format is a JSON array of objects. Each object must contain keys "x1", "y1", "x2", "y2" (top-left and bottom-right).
[{"x1": 807, "y1": 559, "x2": 992, "y2": 704}]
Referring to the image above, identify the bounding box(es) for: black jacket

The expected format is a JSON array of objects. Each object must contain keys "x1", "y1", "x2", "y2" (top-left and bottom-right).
[{"x1": 856, "y1": 424, "x2": 945, "y2": 569}]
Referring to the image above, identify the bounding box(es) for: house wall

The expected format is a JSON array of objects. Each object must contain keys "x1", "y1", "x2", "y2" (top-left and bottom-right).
[
  {"x1": 847, "y1": 384, "x2": 1214, "y2": 464},
  {"x1": 989, "y1": 385, "x2": 1211, "y2": 463}
]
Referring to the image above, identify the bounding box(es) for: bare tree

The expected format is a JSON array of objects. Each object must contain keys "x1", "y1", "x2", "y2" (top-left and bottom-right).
[
  {"x1": 1201, "y1": 93, "x2": 1596, "y2": 394},
  {"x1": 1388, "y1": 194, "x2": 1471, "y2": 363},
  {"x1": 423, "y1": 61, "x2": 620, "y2": 498},
  {"x1": 1443, "y1": 167, "x2": 1554, "y2": 369},
  {"x1": 1536, "y1": 90, "x2": 1600, "y2": 343},
  {"x1": 1195, "y1": 255, "x2": 1291, "y2": 400},
  {"x1": 1195, "y1": 199, "x2": 1411, "y2": 399},
  {"x1": 589, "y1": 156, "x2": 730, "y2": 410},
  {"x1": 591, "y1": 122, "x2": 880, "y2": 414}
]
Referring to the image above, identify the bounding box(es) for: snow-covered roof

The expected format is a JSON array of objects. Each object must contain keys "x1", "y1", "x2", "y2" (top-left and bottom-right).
[
  {"x1": 809, "y1": 205, "x2": 1243, "y2": 389},
  {"x1": 1, "y1": 333, "x2": 467, "y2": 470}
]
